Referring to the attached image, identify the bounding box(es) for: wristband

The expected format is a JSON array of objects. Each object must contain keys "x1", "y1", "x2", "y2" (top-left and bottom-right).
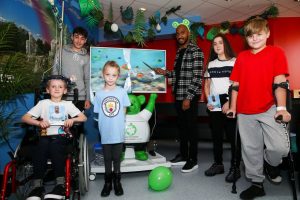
[{"x1": 276, "y1": 106, "x2": 287, "y2": 111}]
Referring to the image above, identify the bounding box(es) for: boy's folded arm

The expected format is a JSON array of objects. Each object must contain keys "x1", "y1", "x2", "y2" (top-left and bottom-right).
[
  {"x1": 21, "y1": 113, "x2": 40, "y2": 127},
  {"x1": 72, "y1": 112, "x2": 87, "y2": 123}
]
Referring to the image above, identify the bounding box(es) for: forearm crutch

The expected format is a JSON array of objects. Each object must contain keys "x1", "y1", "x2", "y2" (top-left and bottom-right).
[
  {"x1": 232, "y1": 118, "x2": 239, "y2": 194},
  {"x1": 227, "y1": 84, "x2": 240, "y2": 194},
  {"x1": 276, "y1": 115, "x2": 297, "y2": 200},
  {"x1": 227, "y1": 112, "x2": 238, "y2": 194},
  {"x1": 273, "y1": 81, "x2": 297, "y2": 200}
]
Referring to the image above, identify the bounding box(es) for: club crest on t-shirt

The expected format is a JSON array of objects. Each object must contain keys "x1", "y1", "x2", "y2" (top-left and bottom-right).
[{"x1": 102, "y1": 96, "x2": 120, "y2": 117}]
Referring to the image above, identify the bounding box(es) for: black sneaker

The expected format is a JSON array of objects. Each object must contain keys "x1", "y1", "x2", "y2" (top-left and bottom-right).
[
  {"x1": 225, "y1": 166, "x2": 241, "y2": 183},
  {"x1": 170, "y1": 154, "x2": 187, "y2": 166},
  {"x1": 26, "y1": 187, "x2": 45, "y2": 200},
  {"x1": 264, "y1": 161, "x2": 282, "y2": 184},
  {"x1": 204, "y1": 163, "x2": 224, "y2": 176},
  {"x1": 181, "y1": 159, "x2": 198, "y2": 173},
  {"x1": 44, "y1": 184, "x2": 65, "y2": 199},
  {"x1": 240, "y1": 182, "x2": 265, "y2": 199}
]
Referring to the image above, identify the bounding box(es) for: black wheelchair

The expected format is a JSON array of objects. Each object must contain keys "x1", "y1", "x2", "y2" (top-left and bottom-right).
[{"x1": 0, "y1": 78, "x2": 89, "y2": 200}]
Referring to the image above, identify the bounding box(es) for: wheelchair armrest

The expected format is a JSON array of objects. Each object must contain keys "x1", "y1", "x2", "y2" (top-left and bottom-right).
[
  {"x1": 72, "y1": 122, "x2": 83, "y2": 128},
  {"x1": 14, "y1": 121, "x2": 27, "y2": 128}
]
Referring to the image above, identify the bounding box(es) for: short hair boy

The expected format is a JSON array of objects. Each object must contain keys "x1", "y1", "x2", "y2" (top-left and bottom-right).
[
  {"x1": 227, "y1": 17, "x2": 291, "y2": 199},
  {"x1": 52, "y1": 26, "x2": 91, "y2": 111},
  {"x1": 22, "y1": 76, "x2": 87, "y2": 200}
]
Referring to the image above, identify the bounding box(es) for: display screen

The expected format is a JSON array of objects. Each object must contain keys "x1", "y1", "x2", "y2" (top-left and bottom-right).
[{"x1": 90, "y1": 47, "x2": 167, "y2": 93}]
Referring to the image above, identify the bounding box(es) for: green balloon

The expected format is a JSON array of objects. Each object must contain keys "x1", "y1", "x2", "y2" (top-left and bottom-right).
[{"x1": 148, "y1": 166, "x2": 173, "y2": 191}]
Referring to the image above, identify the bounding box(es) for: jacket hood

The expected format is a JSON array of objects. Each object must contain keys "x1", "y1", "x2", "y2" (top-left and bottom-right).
[{"x1": 63, "y1": 44, "x2": 87, "y2": 55}]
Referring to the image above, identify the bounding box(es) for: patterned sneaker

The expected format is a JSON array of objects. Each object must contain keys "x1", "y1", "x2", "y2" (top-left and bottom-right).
[
  {"x1": 181, "y1": 159, "x2": 198, "y2": 173},
  {"x1": 170, "y1": 154, "x2": 187, "y2": 166},
  {"x1": 44, "y1": 184, "x2": 65, "y2": 199},
  {"x1": 264, "y1": 161, "x2": 282, "y2": 184},
  {"x1": 26, "y1": 187, "x2": 45, "y2": 200},
  {"x1": 204, "y1": 163, "x2": 224, "y2": 176},
  {"x1": 240, "y1": 182, "x2": 265, "y2": 199}
]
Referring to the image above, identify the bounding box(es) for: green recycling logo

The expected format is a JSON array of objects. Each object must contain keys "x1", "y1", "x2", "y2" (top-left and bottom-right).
[{"x1": 126, "y1": 123, "x2": 137, "y2": 136}]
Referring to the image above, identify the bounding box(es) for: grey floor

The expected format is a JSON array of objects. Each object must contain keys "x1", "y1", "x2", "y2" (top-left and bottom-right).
[{"x1": 83, "y1": 140, "x2": 298, "y2": 200}]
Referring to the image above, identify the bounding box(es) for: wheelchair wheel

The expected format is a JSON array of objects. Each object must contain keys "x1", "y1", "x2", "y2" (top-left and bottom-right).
[
  {"x1": 14, "y1": 162, "x2": 34, "y2": 199},
  {"x1": 12, "y1": 140, "x2": 35, "y2": 199},
  {"x1": 78, "y1": 134, "x2": 89, "y2": 195}
]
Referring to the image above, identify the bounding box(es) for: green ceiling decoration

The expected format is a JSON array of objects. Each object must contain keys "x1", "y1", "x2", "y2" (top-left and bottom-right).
[
  {"x1": 79, "y1": 0, "x2": 96, "y2": 16},
  {"x1": 256, "y1": 5, "x2": 279, "y2": 19},
  {"x1": 108, "y1": 1, "x2": 113, "y2": 22},
  {"x1": 147, "y1": 27, "x2": 156, "y2": 41},
  {"x1": 131, "y1": 9, "x2": 147, "y2": 47},
  {"x1": 85, "y1": 10, "x2": 104, "y2": 27},
  {"x1": 79, "y1": 0, "x2": 103, "y2": 28},
  {"x1": 147, "y1": 10, "x2": 164, "y2": 40},
  {"x1": 190, "y1": 22, "x2": 205, "y2": 42},
  {"x1": 120, "y1": 6, "x2": 134, "y2": 24},
  {"x1": 206, "y1": 5, "x2": 279, "y2": 40},
  {"x1": 79, "y1": 3, "x2": 280, "y2": 44},
  {"x1": 103, "y1": 2, "x2": 114, "y2": 34},
  {"x1": 206, "y1": 27, "x2": 220, "y2": 41}
]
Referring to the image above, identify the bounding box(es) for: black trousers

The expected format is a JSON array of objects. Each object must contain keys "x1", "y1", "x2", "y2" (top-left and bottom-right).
[
  {"x1": 175, "y1": 99, "x2": 198, "y2": 162},
  {"x1": 102, "y1": 143, "x2": 123, "y2": 174},
  {"x1": 32, "y1": 136, "x2": 68, "y2": 179},
  {"x1": 209, "y1": 111, "x2": 241, "y2": 166}
]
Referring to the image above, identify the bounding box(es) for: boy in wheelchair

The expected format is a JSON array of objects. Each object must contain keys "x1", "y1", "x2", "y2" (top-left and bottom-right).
[{"x1": 21, "y1": 75, "x2": 87, "y2": 200}]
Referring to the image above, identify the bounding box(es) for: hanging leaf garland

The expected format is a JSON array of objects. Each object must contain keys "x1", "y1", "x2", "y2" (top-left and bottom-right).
[
  {"x1": 205, "y1": 5, "x2": 279, "y2": 40},
  {"x1": 108, "y1": 1, "x2": 113, "y2": 22},
  {"x1": 147, "y1": 27, "x2": 156, "y2": 40},
  {"x1": 79, "y1": 0, "x2": 103, "y2": 28},
  {"x1": 161, "y1": 16, "x2": 168, "y2": 25},
  {"x1": 85, "y1": 9, "x2": 104, "y2": 27},
  {"x1": 260, "y1": 5, "x2": 279, "y2": 19},
  {"x1": 132, "y1": 10, "x2": 147, "y2": 46},
  {"x1": 229, "y1": 24, "x2": 240, "y2": 35},
  {"x1": 220, "y1": 21, "x2": 230, "y2": 33},
  {"x1": 104, "y1": 2, "x2": 114, "y2": 34},
  {"x1": 120, "y1": 6, "x2": 134, "y2": 23},
  {"x1": 104, "y1": 21, "x2": 113, "y2": 34},
  {"x1": 190, "y1": 22, "x2": 205, "y2": 38},
  {"x1": 112, "y1": 4, "x2": 280, "y2": 45},
  {"x1": 124, "y1": 31, "x2": 134, "y2": 43}
]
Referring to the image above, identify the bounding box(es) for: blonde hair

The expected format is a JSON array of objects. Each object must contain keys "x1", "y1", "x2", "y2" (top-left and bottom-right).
[
  {"x1": 244, "y1": 17, "x2": 269, "y2": 37},
  {"x1": 102, "y1": 60, "x2": 120, "y2": 74}
]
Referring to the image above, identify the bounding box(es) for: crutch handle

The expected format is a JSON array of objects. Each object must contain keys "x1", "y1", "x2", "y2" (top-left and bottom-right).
[
  {"x1": 275, "y1": 115, "x2": 283, "y2": 121},
  {"x1": 227, "y1": 112, "x2": 234, "y2": 117},
  {"x1": 275, "y1": 115, "x2": 283, "y2": 123}
]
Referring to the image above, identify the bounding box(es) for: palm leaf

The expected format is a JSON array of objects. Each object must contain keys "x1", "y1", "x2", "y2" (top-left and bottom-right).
[
  {"x1": 132, "y1": 10, "x2": 146, "y2": 47},
  {"x1": 0, "y1": 23, "x2": 17, "y2": 53}
]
